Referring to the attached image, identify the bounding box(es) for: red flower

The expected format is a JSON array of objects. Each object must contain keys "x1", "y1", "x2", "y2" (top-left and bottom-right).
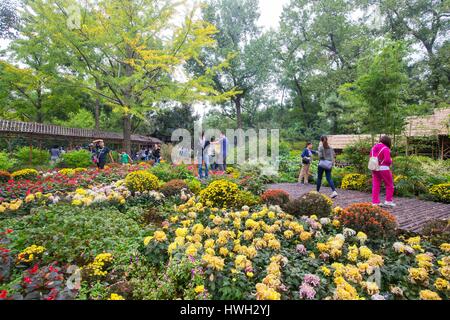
[
  {"x1": 29, "y1": 264, "x2": 39, "y2": 274},
  {"x1": 23, "y1": 276, "x2": 32, "y2": 284},
  {"x1": 0, "y1": 290, "x2": 8, "y2": 299},
  {"x1": 5, "y1": 228, "x2": 13, "y2": 234}
]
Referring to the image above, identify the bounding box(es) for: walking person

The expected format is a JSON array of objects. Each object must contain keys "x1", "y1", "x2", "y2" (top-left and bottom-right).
[
  {"x1": 316, "y1": 136, "x2": 338, "y2": 198},
  {"x1": 197, "y1": 131, "x2": 210, "y2": 179},
  {"x1": 50, "y1": 145, "x2": 61, "y2": 164},
  {"x1": 153, "y1": 144, "x2": 161, "y2": 164},
  {"x1": 209, "y1": 136, "x2": 218, "y2": 171},
  {"x1": 93, "y1": 140, "x2": 114, "y2": 169},
  {"x1": 298, "y1": 142, "x2": 318, "y2": 184},
  {"x1": 120, "y1": 150, "x2": 133, "y2": 166},
  {"x1": 369, "y1": 135, "x2": 396, "y2": 207}
]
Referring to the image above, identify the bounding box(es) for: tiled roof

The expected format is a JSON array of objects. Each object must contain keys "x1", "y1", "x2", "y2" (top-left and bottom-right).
[{"x1": 0, "y1": 119, "x2": 161, "y2": 144}]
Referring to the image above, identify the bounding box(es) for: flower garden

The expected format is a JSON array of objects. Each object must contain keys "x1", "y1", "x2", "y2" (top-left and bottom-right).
[{"x1": 0, "y1": 161, "x2": 449, "y2": 301}]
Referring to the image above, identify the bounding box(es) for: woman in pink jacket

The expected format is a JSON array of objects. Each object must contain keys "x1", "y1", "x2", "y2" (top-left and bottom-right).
[{"x1": 371, "y1": 135, "x2": 396, "y2": 207}]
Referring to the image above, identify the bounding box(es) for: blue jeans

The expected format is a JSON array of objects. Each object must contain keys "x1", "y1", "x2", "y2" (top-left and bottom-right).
[
  {"x1": 317, "y1": 166, "x2": 336, "y2": 192},
  {"x1": 198, "y1": 155, "x2": 209, "y2": 178}
]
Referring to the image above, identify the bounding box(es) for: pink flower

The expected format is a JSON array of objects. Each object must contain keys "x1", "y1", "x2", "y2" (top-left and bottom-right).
[{"x1": 299, "y1": 283, "x2": 316, "y2": 300}]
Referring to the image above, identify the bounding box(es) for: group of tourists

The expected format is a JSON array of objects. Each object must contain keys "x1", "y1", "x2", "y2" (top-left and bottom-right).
[
  {"x1": 299, "y1": 135, "x2": 395, "y2": 207},
  {"x1": 197, "y1": 131, "x2": 228, "y2": 179}
]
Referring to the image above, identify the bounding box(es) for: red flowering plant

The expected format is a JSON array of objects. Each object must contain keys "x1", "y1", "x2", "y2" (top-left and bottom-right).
[
  {"x1": 336, "y1": 203, "x2": 398, "y2": 240},
  {"x1": 261, "y1": 189, "x2": 290, "y2": 207},
  {"x1": 15, "y1": 263, "x2": 78, "y2": 300}
]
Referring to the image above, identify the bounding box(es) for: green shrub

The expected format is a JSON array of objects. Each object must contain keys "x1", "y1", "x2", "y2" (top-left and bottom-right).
[
  {"x1": 125, "y1": 170, "x2": 160, "y2": 193},
  {"x1": 185, "y1": 178, "x2": 202, "y2": 195},
  {"x1": 236, "y1": 190, "x2": 261, "y2": 207},
  {"x1": 2, "y1": 205, "x2": 142, "y2": 265},
  {"x1": 341, "y1": 140, "x2": 372, "y2": 174},
  {"x1": 149, "y1": 163, "x2": 194, "y2": 182},
  {"x1": 283, "y1": 191, "x2": 333, "y2": 218},
  {"x1": 15, "y1": 146, "x2": 49, "y2": 167},
  {"x1": 60, "y1": 150, "x2": 93, "y2": 168},
  {"x1": 0, "y1": 151, "x2": 15, "y2": 171}
]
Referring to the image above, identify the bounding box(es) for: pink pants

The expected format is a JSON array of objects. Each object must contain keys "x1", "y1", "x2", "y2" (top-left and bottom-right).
[{"x1": 372, "y1": 170, "x2": 394, "y2": 204}]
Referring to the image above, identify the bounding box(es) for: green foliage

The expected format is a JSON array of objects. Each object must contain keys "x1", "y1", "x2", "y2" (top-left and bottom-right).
[
  {"x1": 283, "y1": 191, "x2": 333, "y2": 218},
  {"x1": 185, "y1": 178, "x2": 203, "y2": 195},
  {"x1": 1, "y1": 205, "x2": 143, "y2": 265},
  {"x1": 341, "y1": 140, "x2": 372, "y2": 174},
  {"x1": 60, "y1": 150, "x2": 93, "y2": 168},
  {"x1": 339, "y1": 41, "x2": 408, "y2": 137},
  {"x1": 15, "y1": 146, "x2": 49, "y2": 167},
  {"x1": 148, "y1": 163, "x2": 193, "y2": 182},
  {"x1": 0, "y1": 151, "x2": 15, "y2": 171}
]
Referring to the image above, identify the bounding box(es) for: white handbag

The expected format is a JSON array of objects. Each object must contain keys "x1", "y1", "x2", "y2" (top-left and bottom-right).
[{"x1": 368, "y1": 146, "x2": 386, "y2": 171}]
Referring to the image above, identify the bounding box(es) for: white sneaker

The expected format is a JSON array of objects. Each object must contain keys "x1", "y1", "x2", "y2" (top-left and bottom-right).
[
  {"x1": 383, "y1": 201, "x2": 396, "y2": 208},
  {"x1": 372, "y1": 203, "x2": 381, "y2": 206},
  {"x1": 331, "y1": 191, "x2": 338, "y2": 198}
]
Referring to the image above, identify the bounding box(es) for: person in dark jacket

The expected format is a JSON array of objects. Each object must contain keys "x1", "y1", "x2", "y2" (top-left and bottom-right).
[{"x1": 298, "y1": 142, "x2": 318, "y2": 184}]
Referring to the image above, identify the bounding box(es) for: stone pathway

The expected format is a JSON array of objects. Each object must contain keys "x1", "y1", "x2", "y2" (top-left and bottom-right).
[{"x1": 266, "y1": 183, "x2": 450, "y2": 233}]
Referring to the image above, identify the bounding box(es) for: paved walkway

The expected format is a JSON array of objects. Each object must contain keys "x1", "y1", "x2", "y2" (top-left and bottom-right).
[{"x1": 266, "y1": 183, "x2": 450, "y2": 233}]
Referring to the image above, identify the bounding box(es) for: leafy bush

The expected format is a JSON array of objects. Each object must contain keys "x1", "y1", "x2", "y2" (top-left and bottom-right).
[
  {"x1": 236, "y1": 190, "x2": 260, "y2": 207},
  {"x1": 3, "y1": 205, "x2": 142, "y2": 265},
  {"x1": 261, "y1": 189, "x2": 290, "y2": 207},
  {"x1": 0, "y1": 170, "x2": 12, "y2": 182},
  {"x1": 341, "y1": 173, "x2": 368, "y2": 191},
  {"x1": 149, "y1": 163, "x2": 194, "y2": 182},
  {"x1": 15, "y1": 146, "x2": 49, "y2": 167},
  {"x1": 159, "y1": 179, "x2": 189, "y2": 197},
  {"x1": 185, "y1": 178, "x2": 202, "y2": 195},
  {"x1": 0, "y1": 151, "x2": 15, "y2": 171},
  {"x1": 125, "y1": 171, "x2": 159, "y2": 193},
  {"x1": 199, "y1": 179, "x2": 241, "y2": 208},
  {"x1": 238, "y1": 175, "x2": 266, "y2": 195},
  {"x1": 60, "y1": 150, "x2": 92, "y2": 168},
  {"x1": 283, "y1": 191, "x2": 333, "y2": 218},
  {"x1": 394, "y1": 174, "x2": 427, "y2": 197},
  {"x1": 11, "y1": 168, "x2": 39, "y2": 180},
  {"x1": 336, "y1": 203, "x2": 398, "y2": 239},
  {"x1": 429, "y1": 183, "x2": 450, "y2": 203},
  {"x1": 341, "y1": 140, "x2": 372, "y2": 174},
  {"x1": 420, "y1": 219, "x2": 450, "y2": 246}
]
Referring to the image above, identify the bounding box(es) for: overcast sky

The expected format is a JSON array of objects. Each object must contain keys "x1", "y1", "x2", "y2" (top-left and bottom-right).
[{"x1": 258, "y1": 0, "x2": 289, "y2": 30}]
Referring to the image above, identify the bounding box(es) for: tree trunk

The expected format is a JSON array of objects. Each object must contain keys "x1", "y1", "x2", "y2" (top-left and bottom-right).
[
  {"x1": 234, "y1": 96, "x2": 243, "y2": 129},
  {"x1": 123, "y1": 114, "x2": 132, "y2": 154},
  {"x1": 36, "y1": 86, "x2": 43, "y2": 123},
  {"x1": 94, "y1": 80, "x2": 101, "y2": 130}
]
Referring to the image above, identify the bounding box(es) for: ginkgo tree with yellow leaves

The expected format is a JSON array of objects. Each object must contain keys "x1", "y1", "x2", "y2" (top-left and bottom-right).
[{"x1": 30, "y1": 0, "x2": 238, "y2": 153}]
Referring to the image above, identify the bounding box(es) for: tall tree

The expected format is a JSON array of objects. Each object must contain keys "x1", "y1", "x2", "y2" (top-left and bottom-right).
[
  {"x1": 31, "y1": 0, "x2": 236, "y2": 153},
  {"x1": 380, "y1": 0, "x2": 450, "y2": 97},
  {"x1": 189, "y1": 0, "x2": 274, "y2": 129},
  {"x1": 339, "y1": 41, "x2": 408, "y2": 141}
]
